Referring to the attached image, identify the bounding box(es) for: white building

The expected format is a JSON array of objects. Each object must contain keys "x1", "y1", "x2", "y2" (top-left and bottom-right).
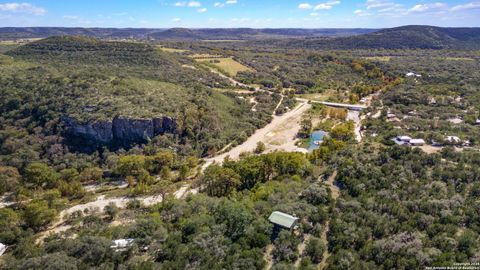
[
  {"x1": 406, "y1": 72, "x2": 422, "y2": 77},
  {"x1": 110, "y1": 239, "x2": 134, "y2": 251},
  {"x1": 446, "y1": 136, "x2": 461, "y2": 144},
  {"x1": 0, "y1": 243, "x2": 6, "y2": 257},
  {"x1": 397, "y1": 136, "x2": 412, "y2": 142},
  {"x1": 409, "y1": 139, "x2": 426, "y2": 146}
]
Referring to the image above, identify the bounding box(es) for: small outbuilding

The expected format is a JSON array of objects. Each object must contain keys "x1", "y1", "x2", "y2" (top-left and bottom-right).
[
  {"x1": 110, "y1": 239, "x2": 134, "y2": 251},
  {"x1": 0, "y1": 243, "x2": 6, "y2": 257},
  {"x1": 397, "y1": 136, "x2": 412, "y2": 142},
  {"x1": 268, "y1": 211, "x2": 299, "y2": 230},
  {"x1": 446, "y1": 136, "x2": 461, "y2": 144},
  {"x1": 409, "y1": 139, "x2": 426, "y2": 146},
  {"x1": 406, "y1": 72, "x2": 422, "y2": 77}
]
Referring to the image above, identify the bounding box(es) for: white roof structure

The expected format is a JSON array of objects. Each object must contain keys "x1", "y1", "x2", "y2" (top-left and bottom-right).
[
  {"x1": 110, "y1": 239, "x2": 134, "y2": 250},
  {"x1": 0, "y1": 243, "x2": 6, "y2": 257},
  {"x1": 409, "y1": 139, "x2": 426, "y2": 145},
  {"x1": 446, "y1": 136, "x2": 461, "y2": 143},
  {"x1": 406, "y1": 72, "x2": 422, "y2": 77},
  {"x1": 397, "y1": 136, "x2": 412, "y2": 142},
  {"x1": 268, "y1": 211, "x2": 299, "y2": 229}
]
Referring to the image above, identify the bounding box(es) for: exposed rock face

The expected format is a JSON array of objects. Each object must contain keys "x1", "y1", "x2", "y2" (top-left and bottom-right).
[
  {"x1": 112, "y1": 116, "x2": 154, "y2": 144},
  {"x1": 153, "y1": 116, "x2": 177, "y2": 135},
  {"x1": 62, "y1": 116, "x2": 113, "y2": 144},
  {"x1": 62, "y1": 115, "x2": 177, "y2": 148}
]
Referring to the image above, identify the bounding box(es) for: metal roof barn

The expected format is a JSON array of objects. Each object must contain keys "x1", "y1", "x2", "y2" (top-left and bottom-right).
[{"x1": 268, "y1": 211, "x2": 299, "y2": 229}]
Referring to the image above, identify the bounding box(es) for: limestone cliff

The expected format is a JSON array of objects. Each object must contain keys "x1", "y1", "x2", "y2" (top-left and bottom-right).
[{"x1": 62, "y1": 115, "x2": 177, "y2": 147}]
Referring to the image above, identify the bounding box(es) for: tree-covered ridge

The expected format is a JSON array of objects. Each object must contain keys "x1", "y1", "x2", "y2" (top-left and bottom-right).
[
  {"x1": 0, "y1": 27, "x2": 377, "y2": 41},
  {"x1": 278, "y1": 26, "x2": 480, "y2": 50},
  {"x1": 6, "y1": 36, "x2": 223, "y2": 85},
  {"x1": 8, "y1": 36, "x2": 165, "y2": 66},
  {"x1": 0, "y1": 36, "x2": 280, "y2": 168},
  {"x1": 326, "y1": 145, "x2": 480, "y2": 269}
]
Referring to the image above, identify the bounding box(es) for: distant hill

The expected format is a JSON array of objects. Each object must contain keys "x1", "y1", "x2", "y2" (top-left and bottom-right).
[
  {"x1": 7, "y1": 36, "x2": 173, "y2": 67},
  {"x1": 283, "y1": 25, "x2": 480, "y2": 50},
  {"x1": 148, "y1": 28, "x2": 376, "y2": 40},
  {"x1": 0, "y1": 27, "x2": 158, "y2": 40},
  {"x1": 0, "y1": 27, "x2": 377, "y2": 40}
]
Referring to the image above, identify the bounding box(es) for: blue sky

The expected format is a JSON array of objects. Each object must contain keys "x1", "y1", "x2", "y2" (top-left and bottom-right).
[{"x1": 0, "y1": 0, "x2": 479, "y2": 28}]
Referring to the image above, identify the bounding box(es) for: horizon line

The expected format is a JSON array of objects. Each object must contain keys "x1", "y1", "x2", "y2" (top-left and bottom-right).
[{"x1": 2, "y1": 24, "x2": 480, "y2": 30}]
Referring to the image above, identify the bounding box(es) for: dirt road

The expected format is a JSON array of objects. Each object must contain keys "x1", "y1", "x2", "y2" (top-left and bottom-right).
[
  {"x1": 319, "y1": 171, "x2": 339, "y2": 269},
  {"x1": 37, "y1": 184, "x2": 194, "y2": 242},
  {"x1": 202, "y1": 100, "x2": 310, "y2": 169},
  {"x1": 347, "y1": 110, "x2": 362, "y2": 142}
]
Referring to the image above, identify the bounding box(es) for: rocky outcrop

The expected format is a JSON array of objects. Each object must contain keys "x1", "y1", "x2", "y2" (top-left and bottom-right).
[
  {"x1": 153, "y1": 116, "x2": 177, "y2": 135},
  {"x1": 112, "y1": 116, "x2": 154, "y2": 144},
  {"x1": 62, "y1": 115, "x2": 177, "y2": 148},
  {"x1": 62, "y1": 116, "x2": 113, "y2": 144}
]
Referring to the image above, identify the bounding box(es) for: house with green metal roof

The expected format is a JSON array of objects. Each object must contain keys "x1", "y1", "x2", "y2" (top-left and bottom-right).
[{"x1": 268, "y1": 211, "x2": 299, "y2": 230}]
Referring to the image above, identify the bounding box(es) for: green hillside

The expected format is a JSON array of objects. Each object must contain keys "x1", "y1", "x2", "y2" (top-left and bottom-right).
[
  {"x1": 0, "y1": 37, "x2": 276, "y2": 160},
  {"x1": 282, "y1": 25, "x2": 480, "y2": 50}
]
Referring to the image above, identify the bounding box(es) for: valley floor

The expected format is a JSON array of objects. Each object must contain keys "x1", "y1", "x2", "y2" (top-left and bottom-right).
[{"x1": 202, "y1": 100, "x2": 311, "y2": 169}]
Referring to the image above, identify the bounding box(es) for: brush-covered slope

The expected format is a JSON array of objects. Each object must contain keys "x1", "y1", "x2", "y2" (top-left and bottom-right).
[
  {"x1": 286, "y1": 25, "x2": 480, "y2": 50},
  {"x1": 0, "y1": 27, "x2": 377, "y2": 41},
  {"x1": 0, "y1": 37, "x2": 274, "y2": 157}
]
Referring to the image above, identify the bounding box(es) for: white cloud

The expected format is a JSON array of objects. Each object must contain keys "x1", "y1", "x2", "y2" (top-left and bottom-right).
[
  {"x1": 314, "y1": 1, "x2": 341, "y2": 10},
  {"x1": 354, "y1": 9, "x2": 372, "y2": 16},
  {"x1": 171, "y1": 18, "x2": 181, "y2": 22},
  {"x1": 409, "y1": 4, "x2": 427, "y2": 12},
  {"x1": 408, "y1": 2, "x2": 447, "y2": 13},
  {"x1": 174, "y1": 1, "x2": 201, "y2": 7},
  {"x1": 299, "y1": 1, "x2": 340, "y2": 11},
  {"x1": 188, "y1": 1, "x2": 201, "y2": 7},
  {"x1": 198, "y1": 7, "x2": 207, "y2": 12},
  {"x1": 366, "y1": 0, "x2": 398, "y2": 10},
  {"x1": 451, "y1": 2, "x2": 480, "y2": 11},
  {"x1": 214, "y1": 0, "x2": 236, "y2": 8},
  {"x1": 310, "y1": 12, "x2": 319, "y2": 16},
  {"x1": 362, "y1": 0, "x2": 405, "y2": 16},
  {"x1": 298, "y1": 3, "x2": 313, "y2": 9},
  {"x1": 314, "y1": 3, "x2": 332, "y2": 10},
  {"x1": 0, "y1": 2, "x2": 46, "y2": 15}
]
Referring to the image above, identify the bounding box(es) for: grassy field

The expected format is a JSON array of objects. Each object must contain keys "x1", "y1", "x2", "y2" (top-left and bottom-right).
[
  {"x1": 190, "y1": 53, "x2": 223, "y2": 59},
  {"x1": 158, "y1": 47, "x2": 188, "y2": 53},
  {"x1": 195, "y1": 57, "x2": 253, "y2": 76},
  {"x1": 362, "y1": 56, "x2": 391, "y2": 62},
  {"x1": 296, "y1": 90, "x2": 343, "y2": 102},
  {"x1": 442, "y1": 57, "x2": 475, "y2": 61},
  {"x1": 201, "y1": 40, "x2": 245, "y2": 43}
]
